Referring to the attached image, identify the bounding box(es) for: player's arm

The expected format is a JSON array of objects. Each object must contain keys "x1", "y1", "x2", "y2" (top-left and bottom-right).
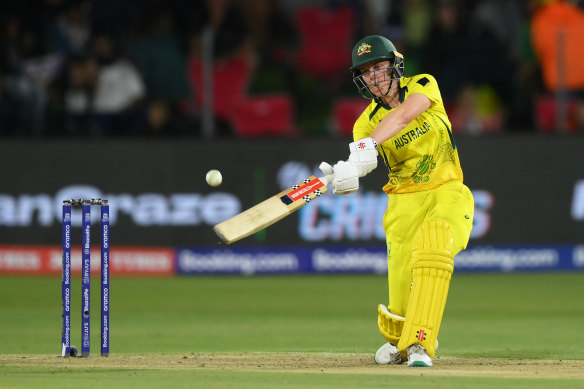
[
  {"x1": 370, "y1": 93, "x2": 431, "y2": 145},
  {"x1": 347, "y1": 93, "x2": 431, "y2": 178},
  {"x1": 323, "y1": 93, "x2": 431, "y2": 193}
]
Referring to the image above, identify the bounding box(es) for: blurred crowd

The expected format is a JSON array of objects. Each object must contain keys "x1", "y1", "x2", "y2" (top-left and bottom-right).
[{"x1": 0, "y1": 0, "x2": 583, "y2": 138}]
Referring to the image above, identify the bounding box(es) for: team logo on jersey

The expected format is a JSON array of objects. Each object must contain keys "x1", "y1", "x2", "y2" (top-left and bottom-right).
[
  {"x1": 413, "y1": 154, "x2": 436, "y2": 183},
  {"x1": 357, "y1": 43, "x2": 371, "y2": 56}
]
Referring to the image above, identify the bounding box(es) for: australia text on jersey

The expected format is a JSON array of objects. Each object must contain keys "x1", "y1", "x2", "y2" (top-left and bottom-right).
[{"x1": 394, "y1": 121, "x2": 431, "y2": 150}]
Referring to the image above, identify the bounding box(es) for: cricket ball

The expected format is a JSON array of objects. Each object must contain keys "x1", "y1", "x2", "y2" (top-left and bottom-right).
[{"x1": 206, "y1": 169, "x2": 222, "y2": 187}]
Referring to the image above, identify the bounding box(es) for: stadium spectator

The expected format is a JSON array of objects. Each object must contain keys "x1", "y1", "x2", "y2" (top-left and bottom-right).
[
  {"x1": 50, "y1": 1, "x2": 91, "y2": 56},
  {"x1": 401, "y1": 0, "x2": 432, "y2": 75},
  {"x1": 449, "y1": 84, "x2": 504, "y2": 134},
  {"x1": 531, "y1": 0, "x2": 584, "y2": 132},
  {"x1": 91, "y1": 33, "x2": 146, "y2": 136},
  {"x1": 469, "y1": 0, "x2": 525, "y2": 131},
  {"x1": 61, "y1": 56, "x2": 95, "y2": 135},
  {"x1": 140, "y1": 98, "x2": 183, "y2": 136},
  {"x1": 531, "y1": 0, "x2": 584, "y2": 93},
  {"x1": 0, "y1": 13, "x2": 58, "y2": 136},
  {"x1": 187, "y1": 0, "x2": 256, "y2": 136},
  {"x1": 128, "y1": 10, "x2": 192, "y2": 107},
  {"x1": 422, "y1": 0, "x2": 470, "y2": 103}
]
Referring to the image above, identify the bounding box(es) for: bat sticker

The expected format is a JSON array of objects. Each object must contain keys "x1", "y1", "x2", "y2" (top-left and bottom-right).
[{"x1": 280, "y1": 178, "x2": 325, "y2": 205}]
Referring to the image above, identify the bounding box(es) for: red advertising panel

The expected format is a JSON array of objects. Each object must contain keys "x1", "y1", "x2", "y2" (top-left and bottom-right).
[{"x1": 0, "y1": 245, "x2": 175, "y2": 276}]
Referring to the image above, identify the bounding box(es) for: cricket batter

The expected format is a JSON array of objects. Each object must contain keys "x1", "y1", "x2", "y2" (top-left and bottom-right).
[{"x1": 320, "y1": 35, "x2": 474, "y2": 367}]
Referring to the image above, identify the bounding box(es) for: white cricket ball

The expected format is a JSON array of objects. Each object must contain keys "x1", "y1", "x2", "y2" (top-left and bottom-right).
[{"x1": 206, "y1": 169, "x2": 222, "y2": 187}]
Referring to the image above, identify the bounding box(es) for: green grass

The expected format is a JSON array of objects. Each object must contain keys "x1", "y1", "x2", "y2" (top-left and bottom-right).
[
  {"x1": 1, "y1": 367, "x2": 583, "y2": 389},
  {"x1": 0, "y1": 274, "x2": 388, "y2": 354},
  {"x1": 1, "y1": 272, "x2": 583, "y2": 387},
  {"x1": 444, "y1": 272, "x2": 584, "y2": 359}
]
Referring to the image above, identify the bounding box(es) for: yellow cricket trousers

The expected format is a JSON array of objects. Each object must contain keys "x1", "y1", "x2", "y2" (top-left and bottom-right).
[{"x1": 383, "y1": 180, "x2": 474, "y2": 317}]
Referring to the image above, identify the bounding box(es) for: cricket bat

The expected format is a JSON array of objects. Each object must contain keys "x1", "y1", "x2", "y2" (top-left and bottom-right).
[{"x1": 214, "y1": 175, "x2": 331, "y2": 244}]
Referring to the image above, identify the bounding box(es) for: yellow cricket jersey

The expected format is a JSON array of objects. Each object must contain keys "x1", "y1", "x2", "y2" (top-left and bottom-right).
[{"x1": 353, "y1": 74, "x2": 464, "y2": 194}]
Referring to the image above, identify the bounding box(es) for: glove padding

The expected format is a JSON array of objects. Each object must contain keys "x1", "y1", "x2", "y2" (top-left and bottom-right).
[
  {"x1": 348, "y1": 137, "x2": 378, "y2": 177},
  {"x1": 320, "y1": 160, "x2": 359, "y2": 195}
]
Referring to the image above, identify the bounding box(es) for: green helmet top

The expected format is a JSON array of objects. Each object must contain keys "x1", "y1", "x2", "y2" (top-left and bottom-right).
[{"x1": 350, "y1": 35, "x2": 403, "y2": 71}]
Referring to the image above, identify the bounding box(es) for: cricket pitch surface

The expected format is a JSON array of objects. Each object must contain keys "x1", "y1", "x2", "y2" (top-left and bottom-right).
[{"x1": 1, "y1": 353, "x2": 583, "y2": 379}]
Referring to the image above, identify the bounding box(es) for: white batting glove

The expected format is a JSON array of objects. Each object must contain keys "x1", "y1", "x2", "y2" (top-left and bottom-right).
[
  {"x1": 348, "y1": 137, "x2": 378, "y2": 177},
  {"x1": 319, "y1": 162, "x2": 334, "y2": 185},
  {"x1": 331, "y1": 160, "x2": 359, "y2": 195}
]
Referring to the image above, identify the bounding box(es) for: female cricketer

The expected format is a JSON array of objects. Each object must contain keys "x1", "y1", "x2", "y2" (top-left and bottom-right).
[{"x1": 320, "y1": 35, "x2": 474, "y2": 367}]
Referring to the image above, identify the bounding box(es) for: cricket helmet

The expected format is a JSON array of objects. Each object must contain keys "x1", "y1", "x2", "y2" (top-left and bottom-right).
[{"x1": 350, "y1": 35, "x2": 404, "y2": 99}]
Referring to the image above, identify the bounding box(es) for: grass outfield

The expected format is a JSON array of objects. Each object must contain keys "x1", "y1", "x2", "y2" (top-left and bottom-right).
[{"x1": 1, "y1": 272, "x2": 583, "y2": 388}]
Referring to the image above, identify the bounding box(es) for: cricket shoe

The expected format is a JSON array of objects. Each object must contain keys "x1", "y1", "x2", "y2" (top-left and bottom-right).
[
  {"x1": 374, "y1": 342, "x2": 404, "y2": 365},
  {"x1": 407, "y1": 343, "x2": 432, "y2": 367}
]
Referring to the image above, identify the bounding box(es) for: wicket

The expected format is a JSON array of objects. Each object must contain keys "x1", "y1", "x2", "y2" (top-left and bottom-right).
[{"x1": 61, "y1": 198, "x2": 110, "y2": 357}]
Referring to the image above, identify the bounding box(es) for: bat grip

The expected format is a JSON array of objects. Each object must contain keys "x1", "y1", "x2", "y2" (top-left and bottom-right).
[{"x1": 318, "y1": 175, "x2": 333, "y2": 186}]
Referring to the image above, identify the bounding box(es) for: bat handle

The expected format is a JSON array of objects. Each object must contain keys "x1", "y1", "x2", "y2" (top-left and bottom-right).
[{"x1": 318, "y1": 175, "x2": 333, "y2": 186}]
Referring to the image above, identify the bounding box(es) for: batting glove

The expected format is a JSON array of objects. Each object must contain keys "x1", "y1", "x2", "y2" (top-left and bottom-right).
[
  {"x1": 319, "y1": 161, "x2": 334, "y2": 185},
  {"x1": 348, "y1": 137, "x2": 378, "y2": 177},
  {"x1": 330, "y1": 160, "x2": 359, "y2": 195}
]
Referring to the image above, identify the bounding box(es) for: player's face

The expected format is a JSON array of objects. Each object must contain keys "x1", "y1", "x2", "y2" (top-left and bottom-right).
[{"x1": 359, "y1": 60, "x2": 394, "y2": 97}]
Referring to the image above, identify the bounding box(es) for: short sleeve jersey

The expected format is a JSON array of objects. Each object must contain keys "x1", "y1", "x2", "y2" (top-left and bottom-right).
[{"x1": 353, "y1": 74, "x2": 463, "y2": 194}]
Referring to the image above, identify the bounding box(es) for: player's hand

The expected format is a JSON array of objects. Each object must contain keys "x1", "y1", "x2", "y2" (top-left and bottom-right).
[
  {"x1": 331, "y1": 160, "x2": 359, "y2": 195},
  {"x1": 348, "y1": 137, "x2": 378, "y2": 177},
  {"x1": 319, "y1": 161, "x2": 359, "y2": 194},
  {"x1": 319, "y1": 162, "x2": 334, "y2": 185}
]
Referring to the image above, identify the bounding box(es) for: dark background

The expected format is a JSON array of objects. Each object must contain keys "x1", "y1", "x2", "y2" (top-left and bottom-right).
[{"x1": 0, "y1": 136, "x2": 581, "y2": 246}]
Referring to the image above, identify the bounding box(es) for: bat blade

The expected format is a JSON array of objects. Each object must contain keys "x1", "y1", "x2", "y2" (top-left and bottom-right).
[{"x1": 213, "y1": 175, "x2": 329, "y2": 244}]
